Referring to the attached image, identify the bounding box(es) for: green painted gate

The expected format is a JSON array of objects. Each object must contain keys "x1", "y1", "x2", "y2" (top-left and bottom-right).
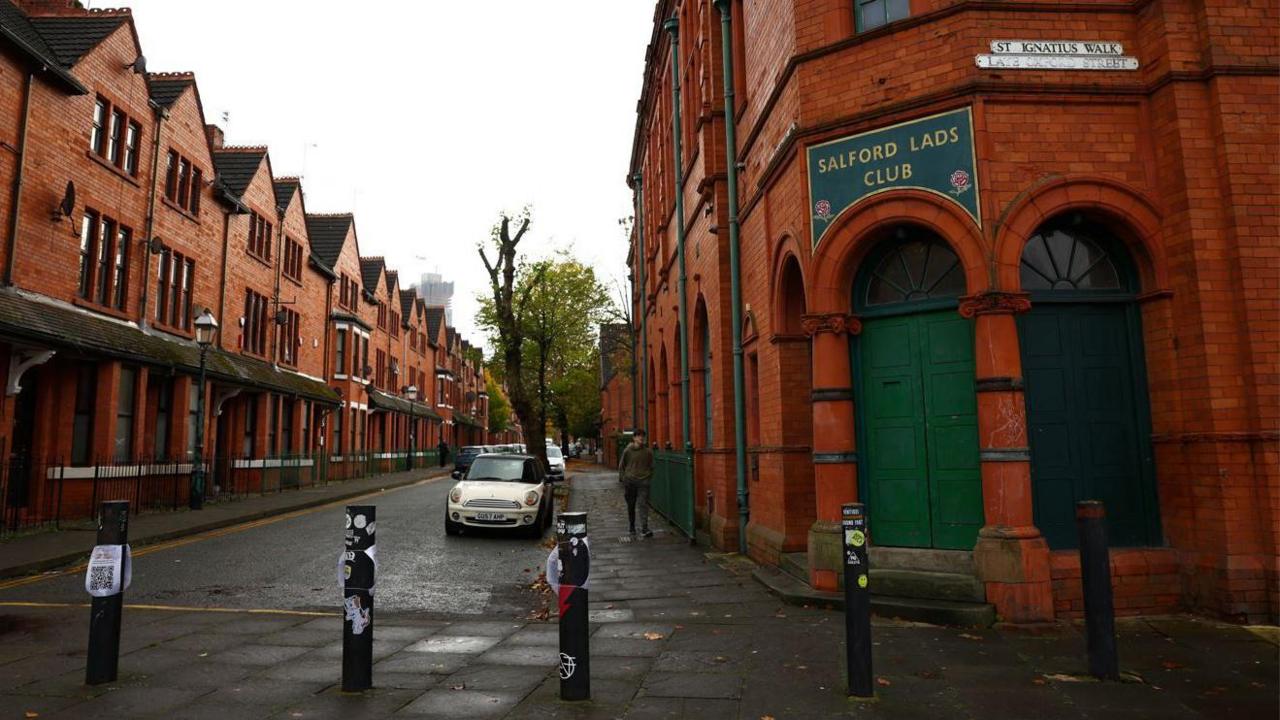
[
  {"x1": 860, "y1": 310, "x2": 983, "y2": 549},
  {"x1": 651, "y1": 449, "x2": 694, "y2": 536},
  {"x1": 1017, "y1": 220, "x2": 1159, "y2": 550}
]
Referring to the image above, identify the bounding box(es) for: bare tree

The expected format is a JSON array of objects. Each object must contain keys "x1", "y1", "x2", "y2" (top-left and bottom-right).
[{"x1": 478, "y1": 210, "x2": 547, "y2": 470}]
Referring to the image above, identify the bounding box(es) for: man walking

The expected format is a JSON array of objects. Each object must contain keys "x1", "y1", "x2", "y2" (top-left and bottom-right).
[
  {"x1": 618, "y1": 430, "x2": 655, "y2": 538},
  {"x1": 437, "y1": 438, "x2": 449, "y2": 467}
]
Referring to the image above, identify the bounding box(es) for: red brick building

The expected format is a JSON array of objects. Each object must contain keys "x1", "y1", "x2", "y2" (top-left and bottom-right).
[
  {"x1": 0, "y1": 0, "x2": 487, "y2": 524},
  {"x1": 627, "y1": 0, "x2": 1277, "y2": 623}
]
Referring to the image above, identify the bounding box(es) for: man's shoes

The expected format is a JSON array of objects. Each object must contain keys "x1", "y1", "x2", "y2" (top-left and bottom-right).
[{"x1": 641, "y1": 529, "x2": 654, "y2": 538}]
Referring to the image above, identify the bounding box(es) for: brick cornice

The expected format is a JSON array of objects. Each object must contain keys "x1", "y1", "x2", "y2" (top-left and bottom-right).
[
  {"x1": 958, "y1": 291, "x2": 1031, "y2": 318},
  {"x1": 800, "y1": 313, "x2": 861, "y2": 336}
]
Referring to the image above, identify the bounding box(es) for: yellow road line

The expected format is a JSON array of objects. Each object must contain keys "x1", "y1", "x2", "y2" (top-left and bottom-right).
[
  {"x1": 0, "y1": 474, "x2": 441, "y2": 592},
  {"x1": 0, "y1": 600, "x2": 330, "y2": 617}
]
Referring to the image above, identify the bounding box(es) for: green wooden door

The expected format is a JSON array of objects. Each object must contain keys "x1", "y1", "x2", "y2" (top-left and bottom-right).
[
  {"x1": 861, "y1": 311, "x2": 983, "y2": 549},
  {"x1": 1021, "y1": 304, "x2": 1156, "y2": 548}
]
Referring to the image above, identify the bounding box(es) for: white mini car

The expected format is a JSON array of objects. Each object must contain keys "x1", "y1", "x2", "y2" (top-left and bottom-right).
[{"x1": 445, "y1": 453, "x2": 554, "y2": 537}]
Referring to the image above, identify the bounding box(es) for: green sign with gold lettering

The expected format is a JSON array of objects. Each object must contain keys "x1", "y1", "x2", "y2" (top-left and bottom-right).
[{"x1": 807, "y1": 107, "x2": 979, "y2": 249}]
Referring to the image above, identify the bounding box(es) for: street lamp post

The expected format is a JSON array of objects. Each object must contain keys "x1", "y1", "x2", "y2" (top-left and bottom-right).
[
  {"x1": 190, "y1": 309, "x2": 219, "y2": 510},
  {"x1": 405, "y1": 384, "x2": 418, "y2": 472}
]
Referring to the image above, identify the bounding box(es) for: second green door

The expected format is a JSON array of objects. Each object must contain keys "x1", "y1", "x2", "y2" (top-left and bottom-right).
[{"x1": 861, "y1": 310, "x2": 983, "y2": 549}]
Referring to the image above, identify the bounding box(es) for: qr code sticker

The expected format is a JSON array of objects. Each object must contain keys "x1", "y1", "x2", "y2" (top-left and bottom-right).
[{"x1": 89, "y1": 565, "x2": 114, "y2": 593}]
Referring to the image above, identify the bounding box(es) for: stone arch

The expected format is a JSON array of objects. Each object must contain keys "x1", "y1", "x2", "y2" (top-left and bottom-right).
[
  {"x1": 994, "y1": 176, "x2": 1166, "y2": 293},
  {"x1": 810, "y1": 190, "x2": 989, "y2": 315}
]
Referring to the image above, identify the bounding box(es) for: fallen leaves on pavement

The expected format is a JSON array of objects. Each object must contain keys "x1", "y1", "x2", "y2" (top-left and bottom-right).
[
  {"x1": 642, "y1": 631, "x2": 665, "y2": 641},
  {"x1": 876, "y1": 677, "x2": 892, "y2": 687}
]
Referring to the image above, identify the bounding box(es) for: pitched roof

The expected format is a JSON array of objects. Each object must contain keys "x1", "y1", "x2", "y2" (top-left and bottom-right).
[
  {"x1": 146, "y1": 72, "x2": 192, "y2": 109},
  {"x1": 211, "y1": 148, "x2": 267, "y2": 200},
  {"x1": 359, "y1": 257, "x2": 385, "y2": 294},
  {"x1": 0, "y1": 0, "x2": 86, "y2": 92},
  {"x1": 398, "y1": 289, "x2": 416, "y2": 321},
  {"x1": 305, "y1": 214, "x2": 353, "y2": 270},
  {"x1": 424, "y1": 306, "x2": 445, "y2": 339},
  {"x1": 446, "y1": 327, "x2": 456, "y2": 350},
  {"x1": 28, "y1": 12, "x2": 126, "y2": 66},
  {"x1": 273, "y1": 177, "x2": 301, "y2": 212},
  {"x1": 385, "y1": 270, "x2": 399, "y2": 293}
]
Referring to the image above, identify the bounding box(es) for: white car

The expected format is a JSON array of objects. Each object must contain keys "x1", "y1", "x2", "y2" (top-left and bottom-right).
[
  {"x1": 546, "y1": 445, "x2": 566, "y2": 480},
  {"x1": 445, "y1": 454, "x2": 554, "y2": 537}
]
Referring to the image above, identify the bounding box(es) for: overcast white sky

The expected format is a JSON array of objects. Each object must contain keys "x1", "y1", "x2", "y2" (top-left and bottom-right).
[{"x1": 119, "y1": 0, "x2": 652, "y2": 347}]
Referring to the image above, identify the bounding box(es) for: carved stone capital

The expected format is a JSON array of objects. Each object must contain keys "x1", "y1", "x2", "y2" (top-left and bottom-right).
[
  {"x1": 958, "y1": 291, "x2": 1031, "y2": 318},
  {"x1": 800, "y1": 313, "x2": 862, "y2": 337}
]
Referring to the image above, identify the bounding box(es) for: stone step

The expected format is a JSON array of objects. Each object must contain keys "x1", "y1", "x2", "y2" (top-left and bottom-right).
[
  {"x1": 780, "y1": 552, "x2": 809, "y2": 584},
  {"x1": 869, "y1": 546, "x2": 975, "y2": 575},
  {"x1": 752, "y1": 565, "x2": 996, "y2": 627},
  {"x1": 871, "y1": 568, "x2": 986, "y2": 603}
]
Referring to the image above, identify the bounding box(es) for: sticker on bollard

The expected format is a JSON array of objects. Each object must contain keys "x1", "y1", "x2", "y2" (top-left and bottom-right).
[
  {"x1": 86, "y1": 500, "x2": 129, "y2": 686},
  {"x1": 553, "y1": 511, "x2": 591, "y2": 701},
  {"x1": 842, "y1": 503, "x2": 873, "y2": 698},
  {"x1": 85, "y1": 543, "x2": 131, "y2": 597},
  {"x1": 341, "y1": 505, "x2": 376, "y2": 692}
]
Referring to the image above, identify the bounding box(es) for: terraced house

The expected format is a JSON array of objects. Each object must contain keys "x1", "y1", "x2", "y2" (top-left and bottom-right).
[
  {"x1": 0, "y1": 0, "x2": 489, "y2": 529},
  {"x1": 627, "y1": 0, "x2": 1276, "y2": 624}
]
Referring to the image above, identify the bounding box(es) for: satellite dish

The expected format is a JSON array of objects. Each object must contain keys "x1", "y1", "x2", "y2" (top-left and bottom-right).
[
  {"x1": 59, "y1": 181, "x2": 75, "y2": 218},
  {"x1": 131, "y1": 55, "x2": 147, "y2": 74}
]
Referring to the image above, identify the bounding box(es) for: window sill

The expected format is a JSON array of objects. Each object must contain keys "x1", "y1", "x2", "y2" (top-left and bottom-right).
[
  {"x1": 85, "y1": 150, "x2": 141, "y2": 187},
  {"x1": 160, "y1": 196, "x2": 200, "y2": 223},
  {"x1": 73, "y1": 296, "x2": 132, "y2": 321},
  {"x1": 152, "y1": 322, "x2": 194, "y2": 340},
  {"x1": 246, "y1": 251, "x2": 272, "y2": 270},
  {"x1": 282, "y1": 273, "x2": 303, "y2": 288}
]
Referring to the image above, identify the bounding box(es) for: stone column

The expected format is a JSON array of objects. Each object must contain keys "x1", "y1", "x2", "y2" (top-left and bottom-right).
[
  {"x1": 801, "y1": 313, "x2": 861, "y2": 591},
  {"x1": 960, "y1": 291, "x2": 1054, "y2": 623}
]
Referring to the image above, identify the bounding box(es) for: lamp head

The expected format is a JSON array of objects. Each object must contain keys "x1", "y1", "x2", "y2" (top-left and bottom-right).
[{"x1": 194, "y1": 309, "x2": 219, "y2": 347}]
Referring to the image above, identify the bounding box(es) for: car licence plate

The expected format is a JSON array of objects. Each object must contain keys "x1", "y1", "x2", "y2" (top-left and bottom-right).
[{"x1": 475, "y1": 512, "x2": 506, "y2": 521}]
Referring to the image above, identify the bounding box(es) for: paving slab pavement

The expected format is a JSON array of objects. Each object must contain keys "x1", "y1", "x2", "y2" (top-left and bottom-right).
[{"x1": 0, "y1": 465, "x2": 1274, "y2": 719}]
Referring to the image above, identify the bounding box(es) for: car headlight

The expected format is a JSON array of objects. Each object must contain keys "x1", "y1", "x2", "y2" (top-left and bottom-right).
[
  {"x1": 449, "y1": 486, "x2": 462, "y2": 503},
  {"x1": 524, "y1": 490, "x2": 539, "y2": 507}
]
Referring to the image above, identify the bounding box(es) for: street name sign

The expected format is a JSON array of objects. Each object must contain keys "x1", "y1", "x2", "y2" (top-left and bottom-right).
[{"x1": 977, "y1": 39, "x2": 1140, "y2": 71}]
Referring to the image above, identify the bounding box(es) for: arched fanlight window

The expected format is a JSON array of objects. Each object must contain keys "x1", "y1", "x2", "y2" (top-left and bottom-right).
[
  {"x1": 865, "y1": 229, "x2": 965, "y2": 307},
  {"x1": 1020, "y1": 224, "x2": 1123, "y2": 292}
]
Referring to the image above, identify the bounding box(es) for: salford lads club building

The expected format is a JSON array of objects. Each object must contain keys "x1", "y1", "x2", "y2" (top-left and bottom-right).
[{"x1": 627, "y1": 0, "x2": 1276, "y2": 624}]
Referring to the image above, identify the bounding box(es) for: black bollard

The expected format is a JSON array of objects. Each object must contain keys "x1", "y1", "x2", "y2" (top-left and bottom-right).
[
  {"x1": 555, "y1": 511, "x2": 590, "y2": 701},
  {"x1": 86, "y1": 500, "x2": 129, "y2": 685},
  {"x1": 1076, "y1": 500, "x2": 1119, "y2": 680},
  {"x1": 841, "y1": 503, "x2": 873, "y2": 697},
  {"x1": 341, "y1": 505, "x2": 376, "y2": 692}
]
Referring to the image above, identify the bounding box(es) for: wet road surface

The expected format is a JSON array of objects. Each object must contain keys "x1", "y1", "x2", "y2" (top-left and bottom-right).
[{"x1": 0, "y1": 476, "x2": 555, "y2": 618}]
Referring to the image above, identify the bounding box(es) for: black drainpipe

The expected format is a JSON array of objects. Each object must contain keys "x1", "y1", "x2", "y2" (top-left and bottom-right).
[
  {"x1": 139, "y1": 101, "x2": 167, "y2": 326},
  {"x1": 4, "y1": 71, "x2": 35, "y2": 287}
]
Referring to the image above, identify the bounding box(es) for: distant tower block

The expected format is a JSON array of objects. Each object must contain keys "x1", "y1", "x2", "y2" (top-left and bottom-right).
[{"x1": 416, "y1": 272, "x2": 455, "y2": 324}]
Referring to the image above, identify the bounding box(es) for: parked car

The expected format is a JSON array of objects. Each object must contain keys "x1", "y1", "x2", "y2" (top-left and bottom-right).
[
  {"x1": 452, "y1": 445, "x2": 486, "y2": 478},
  {"x1": 446, "y1": 454, "x2": 553, "y2": 537},
  {"x1": 546, "y1": 445, "x2": 566, "y2": 480}
]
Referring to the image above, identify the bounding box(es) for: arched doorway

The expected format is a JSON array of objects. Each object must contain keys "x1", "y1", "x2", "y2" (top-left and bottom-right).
[
  {"x1": 657, "y1": 344, "x2": 670, "y2": 448},
  {"x1": 853, "y1": 226, "x2": 983, "y2": 549},
  {"x1": 1018, "y1": 217, "x2": 1159, "y2": 548},
  {"x1": 776, "y1": 255, "x2": 815, "y2": 545},
  {"x1": 693, "y1": 299, "x2": 711, "y2": 448}
]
